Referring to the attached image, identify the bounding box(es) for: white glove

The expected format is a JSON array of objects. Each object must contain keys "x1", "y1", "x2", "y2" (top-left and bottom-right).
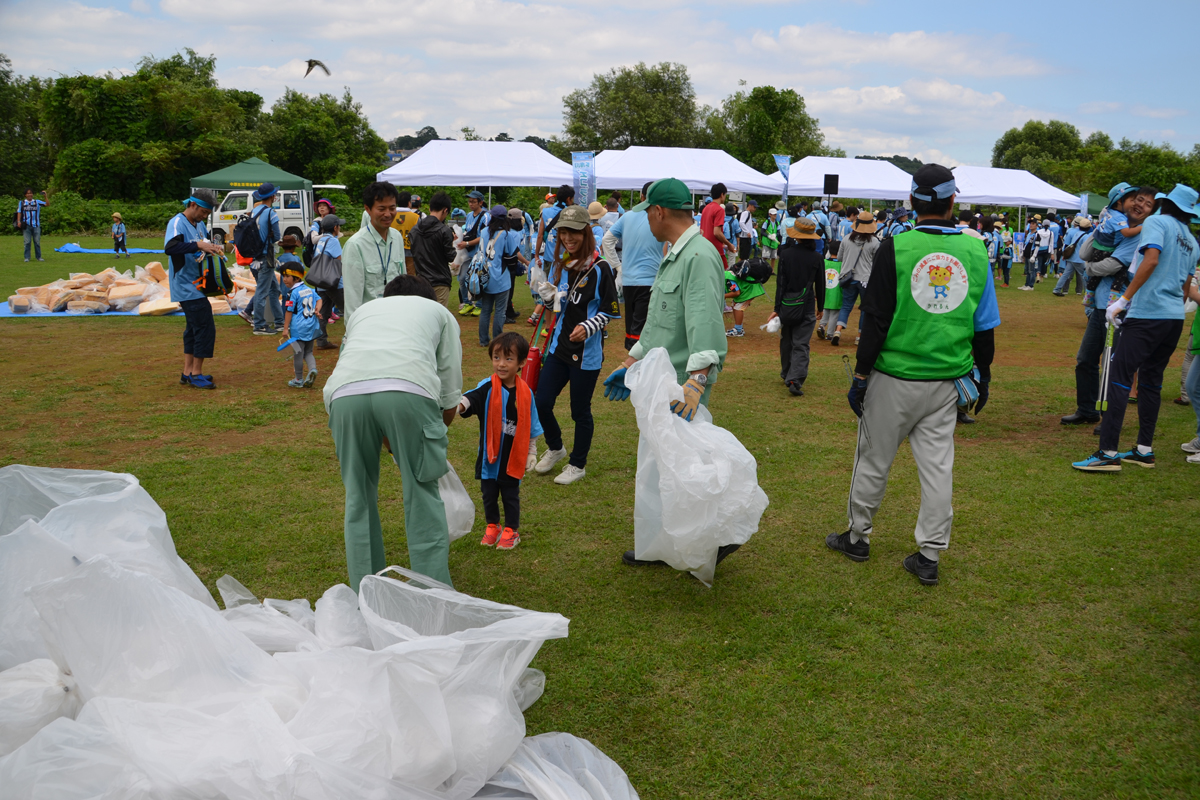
[
  {"x1": 526, "y1": 438, "x2": 539, "y2": 470},
  {"x1": 614, "y1": 267, "x2": 623, "y2": 294},
  {"x1": 537, "y1": 281, "x2": 557, "y2": 303},
  {"x1": 1106, "y1": 294, "x2": 1129, "y2": 326}
]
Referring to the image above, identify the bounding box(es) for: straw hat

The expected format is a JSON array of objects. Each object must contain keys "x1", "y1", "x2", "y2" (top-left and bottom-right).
[
  {"x1": 786, "y1": 217, "x2": 820, "y2": 240},
  {"x1": 852, "y1": 210, "x2": 876, "y2": 234},
  {"x1": 111, "y1": 212, "x2": 122, "y2": 221},
  {"x1": 587, "y1": 201, "x2": 605, "y2": 220}
]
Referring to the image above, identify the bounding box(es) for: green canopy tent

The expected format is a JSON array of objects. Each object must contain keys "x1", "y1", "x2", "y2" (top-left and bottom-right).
[{"x1": 190, "y1": 157, "x2": 312, "y2": 192}]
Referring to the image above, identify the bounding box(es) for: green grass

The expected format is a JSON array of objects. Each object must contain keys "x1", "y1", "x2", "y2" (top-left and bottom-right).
[{"x1": 2, "y1": 235, "x2": 1198, "y2": 798}]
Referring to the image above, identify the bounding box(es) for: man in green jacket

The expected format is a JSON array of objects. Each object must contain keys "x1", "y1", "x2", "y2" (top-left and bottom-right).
[
  {"x1": 343, "y1": 182, "x2": 405, "y2": 321},
  {"x1": 600, "y1": 177, "x2": 732, "y2": 567},
  {"x1": 324, "y1": 274, "x2": 463, "y2": 589}
]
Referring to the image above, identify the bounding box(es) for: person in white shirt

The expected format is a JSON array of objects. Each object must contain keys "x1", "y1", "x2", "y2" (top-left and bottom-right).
[{"x1": 737, "y1": 200, "x2": 757, "y2": 261}]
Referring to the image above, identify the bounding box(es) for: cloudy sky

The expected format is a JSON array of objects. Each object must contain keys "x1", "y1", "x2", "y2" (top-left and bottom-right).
[{"x1": 2, "y1": 0, "x2": 1196, "y2": 166}]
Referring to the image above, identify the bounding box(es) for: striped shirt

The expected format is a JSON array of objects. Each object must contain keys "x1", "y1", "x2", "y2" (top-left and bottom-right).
[{"x1": 20, "y1": 199, "x2": 46, "y2": 228}]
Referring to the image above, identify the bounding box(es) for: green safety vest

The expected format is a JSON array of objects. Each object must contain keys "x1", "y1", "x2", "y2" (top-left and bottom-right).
[
  {"x1": 823, "y1": 259, "x2": 842, "y2": 310},
  {"x1": 874, "y1": 230, "x2": 989, "y2": 381}
]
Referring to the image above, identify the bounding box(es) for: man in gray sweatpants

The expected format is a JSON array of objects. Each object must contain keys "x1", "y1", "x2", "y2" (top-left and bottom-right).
[{"x1": 826, "y1": 164, "x2": 1001, "y2": 586}]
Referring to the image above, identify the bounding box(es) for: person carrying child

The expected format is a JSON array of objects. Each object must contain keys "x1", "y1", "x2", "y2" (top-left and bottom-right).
[
  {"x1": 111, "y1": 213, "x2": 129, "y2": 258},
  {"x1": 280, "y1": 259, "x2": 322, "y2": 388},
  {"x1": 458, "y1": 332, "x2": 544, "y2": 550}
]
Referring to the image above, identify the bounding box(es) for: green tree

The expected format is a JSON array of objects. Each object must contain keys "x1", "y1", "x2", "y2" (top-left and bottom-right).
[
  {"x1": 42, "y1": 49, "x2": 261, "y2": 201},
  {"x1": 991, "y1": 120, "x2": 1083, "y2": 177},
  {"x1": 704, "y1": 85, "x2": 833, "y2": 173},
  {"x1": 459, "y1": 126, "x2": 483, "y2": 141},
  {"x1": 258, "y1": 87, "x2": 387, "y2": 184},
  {"x1": 559, "y1": 62, "x2": 700, "y2": 151},
  {"x1": 0, "y1": 54, "x2": 53, "y2": 196},
  {"x1": 389, "y1": 125, "x2": 440, "y2": 150}
]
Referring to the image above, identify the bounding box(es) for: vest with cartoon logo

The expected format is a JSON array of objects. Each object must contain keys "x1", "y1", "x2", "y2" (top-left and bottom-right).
[{"x1": 874, "y1": 229, "x2": 988, "y2": 381}]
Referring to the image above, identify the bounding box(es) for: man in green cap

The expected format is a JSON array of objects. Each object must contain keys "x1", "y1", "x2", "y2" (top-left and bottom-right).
[{"x1": 600, "y1": 177, "x2": 733, "y2": 567}]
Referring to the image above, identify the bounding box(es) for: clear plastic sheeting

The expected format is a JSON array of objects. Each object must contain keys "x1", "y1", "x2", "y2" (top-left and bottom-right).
[
  {"x1": 0, "y1": 464, "x2": 217, "y2": 610},
  {"x1": 28, "y1": 556, "x2": 309, "y2": 721},
  {"x1": 440, "y1": 462, "x2": 477, "y2": 542},
  {"x1": 0, "y1": 466, "x2": 638, "y2": 800},
  {"x1": 625, "y1": 348, "x2": 769, "y2": 586},
  {"x1": 477, "y1": 733, "x2": 639, "y2": 800},
  {"x1": 0, "y1": 659, "x2": 83, "y2": 757}
]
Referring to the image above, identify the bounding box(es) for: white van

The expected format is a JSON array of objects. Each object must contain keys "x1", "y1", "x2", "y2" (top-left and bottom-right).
[{"x1": 207, "y1": 188, "x2": 314, "y2": 247}]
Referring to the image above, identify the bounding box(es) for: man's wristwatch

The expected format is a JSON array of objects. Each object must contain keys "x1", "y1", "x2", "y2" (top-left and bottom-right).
[{"x1": 690, "y1": 372, "x2": 708, "y2": 386}]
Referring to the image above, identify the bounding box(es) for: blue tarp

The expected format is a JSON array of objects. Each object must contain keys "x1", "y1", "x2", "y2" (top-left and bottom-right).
[
  {"x1": 0, "y1": 307, "x2": 238, "y2": 319},
  {"x1": 54, "y1": 243, "x2": 165, "y2": 255}
]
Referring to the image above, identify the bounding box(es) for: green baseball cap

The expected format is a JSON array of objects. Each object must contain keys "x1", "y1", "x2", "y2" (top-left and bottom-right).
[{"x1": 631, "y1": 178, "x2": 693, "y2": 212}]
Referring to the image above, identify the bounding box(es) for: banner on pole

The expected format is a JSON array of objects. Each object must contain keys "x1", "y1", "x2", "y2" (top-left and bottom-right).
[
  {"x1": 572, "y1": 152, "x2": 596, "y2": 207},
  {"x1": 773, "y1": 154, "x2": 791, "y2": 215}
]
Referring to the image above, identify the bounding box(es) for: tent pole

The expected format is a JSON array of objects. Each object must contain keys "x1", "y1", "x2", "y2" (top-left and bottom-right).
[{"x1": 488, "y1": 187, "x2": 492, "y2": 207}]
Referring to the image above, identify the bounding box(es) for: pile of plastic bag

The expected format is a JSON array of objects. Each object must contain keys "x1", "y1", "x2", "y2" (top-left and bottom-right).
[
  {"x1": 0, "y1": 465, "x2": 638, "y2": 800},
  {"x1": 5, "y1": 263, "x2": 255, "y2": 316},
  {"x1": 624, "y1": 348, "x2": 769, "y2": 586}
]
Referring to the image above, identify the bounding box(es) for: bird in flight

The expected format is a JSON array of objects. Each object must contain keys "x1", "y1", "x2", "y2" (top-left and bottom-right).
[{"x1": 304, "y1": 60, "x2": 330, "y2": 78}]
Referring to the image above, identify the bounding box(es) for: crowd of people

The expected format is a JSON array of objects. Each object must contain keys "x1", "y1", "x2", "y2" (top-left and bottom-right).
[{"x1": 156, "y1": 165, "x2": 1199, "y2": 590}]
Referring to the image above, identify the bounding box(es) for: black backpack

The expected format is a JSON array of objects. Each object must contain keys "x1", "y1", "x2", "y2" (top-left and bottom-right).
[
  {"x1": 232, "y1": 206, "x2": 270, "y2": 259},
  {"x1": 733, "y1": 257, "x2": 773, "y2": 285},
  {"x1": 193, "y1": 254, "x2": 235, "y2": 297}
]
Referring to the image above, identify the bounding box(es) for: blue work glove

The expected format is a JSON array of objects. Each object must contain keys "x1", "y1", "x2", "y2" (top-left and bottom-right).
[
  {"x1": 670, "y1": 376, "x2": 705, "y2": 421},
  {"x1": 847, "y1": 375, "x2": 869, "y2": 418},
  {"x1": 603, "y1": 367, "x2": 630, "y2": 401},
  {"x1": 974, "y1": 378, "x2": 990, "y2": 415}
]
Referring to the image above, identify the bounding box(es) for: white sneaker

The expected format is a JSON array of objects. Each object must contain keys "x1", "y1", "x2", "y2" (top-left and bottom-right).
[
  {"x1": 1181, "y1": 437, "x2": 1200, "y2": 454},
  {"x1": 1187, "y1": 452, "x2": 1200, "y2": 464},
  {"x1": 554, "y1": 464, "x2": 586, "y2": 485},
  {"x1": 534, "y1": 447, "x2": 567, "y2": 474}
]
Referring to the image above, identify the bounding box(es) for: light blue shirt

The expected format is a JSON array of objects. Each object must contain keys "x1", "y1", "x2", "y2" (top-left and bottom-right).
[
  {"x1": 1062, "y1": 227, "x2": 1086, "y2": 264},
  {"x1": 1128, "y1": 215, "x2": 1199, "y2": 320},
  {"x1": 974, "y1": 263, "x2": 1002, "y2": 331},
  {"x1": 485, "y1": 228, "x2": 517, "y2": 294},
  {"x1": 112, "y1": 222, "x2": 126, "y2": 238},
  {"x1": 284, "y1": 282, "x2": 322, "y2": 341},
  {"x1": 314, "y1": 233, "x2": 342, "y2": 258},
  {"x1": 464, "y1": 210, "x2": 490, "y2": 259},
  {"x1": 1048, "y1": 221, "x2": 1061, "y2": 250},
  {"x1": 20, "y1": 199, "x2": 45, "y2": 228},
  {"x1": 164, "y1": 211, "x2": 208, "y2": 303},
  {"x1": 540, "y1": 204, "x2": 563, "y2": 264},
  {"x1": 253, "y1": 204, "x2": 280, "y2": 249},
  {"x1": 837, "y1": 218, "x2": 854, "y2": 241},
  {"x1": 609, "y1": 210, "x2": 660, "y2": 287},
  {"x1": 1097, "y1": 209, "x2": 1139, "y2": 265}
]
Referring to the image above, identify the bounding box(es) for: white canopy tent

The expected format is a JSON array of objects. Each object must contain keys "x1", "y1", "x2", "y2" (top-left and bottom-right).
[
  {"x1": 768, "y1": 156, "x2": 913, "y2": 201},
  {"x1": 951, "y1": 166, "x2": 1080, "y2": 210},
  {"x1": 594, "y1": 147, "x2": 784, "y2": 195},
  {"x1": 376, "y1": 140, "x2": 573, "y2": 187}
]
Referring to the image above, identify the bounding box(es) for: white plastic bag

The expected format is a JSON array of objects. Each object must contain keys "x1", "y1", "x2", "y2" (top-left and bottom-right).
[
  {"x1": 314, "y1": 583, "x2": 373, "y2": 649},
  {"x1": 359, "y1": 568, "x2": 569, "y2": 799},
  {"x1": 0, "y1": 521, "x2": 80, "y2": 670},
  {"x1": 478, "y1": 732, "x2": 640, "y2": 800},
  {"x1": 0, "y1": 659, "x2": 83, "y2": 757},
  {"x1": 624, "y1": 348, "x2": 768, "y2": 586},
  {"x1": 0, "y1": 465, "x2": 217, "y2": 610},
  {"x1": 28, "y1": 556, "x2": 308, "y2": 721},
  {"x1": 439, "y1": 461, "x2": 476, "y2": 542},
  {"x1": 759, "y1": 317, "x2": 781, "y2": 334}
]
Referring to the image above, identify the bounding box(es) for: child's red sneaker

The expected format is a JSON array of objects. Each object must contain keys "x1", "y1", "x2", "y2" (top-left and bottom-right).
[
  {"x1": 480, "y1": 524, "x2": 501, "y2": 546},
  {"x1": 496, "y1": 527, "x2": 520, "y2": 550}
]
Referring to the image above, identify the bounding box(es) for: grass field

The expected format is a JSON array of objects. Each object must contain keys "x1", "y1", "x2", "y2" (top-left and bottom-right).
[{"x1": 2, "y1": 234, "x2": 1198, "y2": 798}]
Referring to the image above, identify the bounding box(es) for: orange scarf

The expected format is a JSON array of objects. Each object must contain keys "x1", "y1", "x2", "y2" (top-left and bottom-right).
[{"x1": 486, "y1": 374, "x2": 532, "y2": 480}]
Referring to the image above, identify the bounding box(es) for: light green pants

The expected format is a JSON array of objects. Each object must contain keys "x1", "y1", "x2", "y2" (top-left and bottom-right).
[{"x1": 329, "y1": 391, "x2": 453, "y2": 590}]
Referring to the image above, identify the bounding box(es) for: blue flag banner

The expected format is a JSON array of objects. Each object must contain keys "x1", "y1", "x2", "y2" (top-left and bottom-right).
[
  {"x1": 572, "y1": 152, "x2": 596, "y2": 207},
  {"x1": 773, "y1": 154, "x2": 791, "y2": 214}
]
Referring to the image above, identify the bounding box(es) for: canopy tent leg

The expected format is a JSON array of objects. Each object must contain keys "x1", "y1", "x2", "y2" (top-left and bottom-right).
[{"x1": 488, "y1": 187, "x2": 492, "y2": 207}]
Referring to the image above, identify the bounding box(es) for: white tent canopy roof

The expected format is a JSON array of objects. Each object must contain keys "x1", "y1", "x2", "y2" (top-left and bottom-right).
[
  {"x1": 951, "y1": 165, "x2": 1080, "y2": 210},
  {"x1": 594, "y1": 147, "x2": 783, "y2": 195},
  {"x1": 769, "y1": 156, "x2": 913, "y2": 201},
  {"x1": 376, "y1": 140, "x2": 573, "y2": 187}
]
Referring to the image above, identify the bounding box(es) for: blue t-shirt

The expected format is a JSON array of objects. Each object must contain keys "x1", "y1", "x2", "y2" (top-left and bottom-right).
[
  {"x1": 540, "y1": 204, "x2": 564, "y2": 264},
  {"x1": 809, "y1": 210, "x2": 830, "y2": 237},
  {"x1": 1062, "y1": 227, "x2": 1086, "y2": 264},
  {"x1": 1096, "y1": 209, "x2": 1140, "y2": 265},
  {"x1": 20, "y1": 199, "x2": 46, "y2": 227},
  {"x1": 1128, "y1": 215, "x2": 1199, "y2": 320},
  {"x1": 284, "y1": 282, "x2": 322, "y2": 341},
  {"x1": 974, "y1": 254, "x2": 1002, "y2": 332},
  {"x1": 468, "y1": 377, "x2": 545, "y2": 481},
  {"x1": 163, "y1": 212, "x2": 208, "y2": 303},
  {"x1": 484, "y1": 228, "x2": 517, "y2": 294},
  {"x1": 464, "y1": 210, "x2": 490, "y2": 258},
  {"x1": 314, "y1": 234, "x2": 342, "y2": 259},
  {"x1": 1048, "y1": 221, "x2": 1061, "y2": 250},
  {"x1": 837, "y1": 218, "x2": 854, "y2": 241},
  {"x1": 887, "y1": 221, "x2": 913, "y2": 238},
  {"x1": 253, "y1": 205, "x2": 280, "y2": 252},
  {"x1": 609, "y1": 210, "x2": 661, "y2": 287},
  {"x1": 112, "y1": 223, "x2": 126, "y2": 237}
]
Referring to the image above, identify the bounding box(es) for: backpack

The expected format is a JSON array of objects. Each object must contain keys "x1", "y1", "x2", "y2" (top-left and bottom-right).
[
  {"x1": 467, "y1": 236, "x2": 497, "y2": 296},
  {"x1": 193, "y1": 254, "x2": 234, "y2": 297},
  {"x1": 232, "y1": 206, "x2": 270, "y2": 259},
  {"x1": 732, "y1": 257, "x2": 773, "y2": 285}
]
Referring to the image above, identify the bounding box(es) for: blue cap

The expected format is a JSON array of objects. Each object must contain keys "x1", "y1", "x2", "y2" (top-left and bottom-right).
[
  {"x1": 252, "y1": 182, "x2": 277, "y2": 201},
  {"x1": 451, "y1": 207, "x2": 466, "y2": 219},
  {"x1": 893, "y1": 207, "x2": 910, "y2": 218},
  {"x1": 466, "y1": 190, "x2": 485, "y2": 200},
  {"x1": 1106, "y1": 182, "x2": 1135, "y2": 208},
  {"x1": 489, "y1": 204, "x2": 506, "y2": 218}
]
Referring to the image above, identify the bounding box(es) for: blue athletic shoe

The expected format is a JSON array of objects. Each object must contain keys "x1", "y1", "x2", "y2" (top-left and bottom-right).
[
  {"x1": 1072, "y1": 450, "x2": 1121, "y2": 472},
  {"x1": 302, "y1": 368, "x2": 318, "y2": 388},
  {"x1": 188, "y1": 374, "x2": 215, "y2": 390},
  {"x1": 180, "y1": 373, "x2": 189, "y2": 385},
  {"x1": 1116, "y1": 449, "x2": 1155, "y2": 468}
]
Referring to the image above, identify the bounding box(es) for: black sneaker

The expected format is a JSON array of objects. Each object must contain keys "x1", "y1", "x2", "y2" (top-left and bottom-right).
[
  {"x1": 716, "y1": 543, "x2": 741, "y2": 564},
  {"x1": 1116, "y1": 448, "x2": 1155, "y2": 468},
  {"x1": 903, "y1": 552, "x2": 939, "y2": 585},
  {"x1": 825, "y1": 531, "x2": 869, "y2": 562},
  {"x1": 1061, "y1": 411, "x2": 1100, "y2": 425},
  {"x1": 786, "y1": 381, "x2": 804, "y2": 396},
  {"x1": 957, "y1": 411, "x2": 976, "y2": 424},
  {"x1": 622, "y1": 550, "x2": 668, "y2": 567}
]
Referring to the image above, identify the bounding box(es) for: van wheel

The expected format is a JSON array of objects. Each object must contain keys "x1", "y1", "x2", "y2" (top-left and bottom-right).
[{"x1": 212, "y1": 230, "x2": 225, "y2": 247}]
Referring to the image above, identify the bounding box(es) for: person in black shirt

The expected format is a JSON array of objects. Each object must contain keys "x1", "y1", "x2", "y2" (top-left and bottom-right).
[{"x1": 766, "y1": 217, "x2": 824, "y2": 396}]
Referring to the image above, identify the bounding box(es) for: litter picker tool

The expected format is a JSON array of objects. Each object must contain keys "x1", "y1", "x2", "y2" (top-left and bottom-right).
[{"x1": 1096, "y1": 320, "x2": 1114, "y2": 413}]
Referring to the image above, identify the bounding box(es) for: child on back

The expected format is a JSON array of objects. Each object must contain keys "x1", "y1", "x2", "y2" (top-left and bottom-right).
[
  {"x1": 457, "y1": 332, "x2": 543, "y2": 551},
  {"x1": 279, "y1": 251, "x2": 322, "y2": 388}
]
